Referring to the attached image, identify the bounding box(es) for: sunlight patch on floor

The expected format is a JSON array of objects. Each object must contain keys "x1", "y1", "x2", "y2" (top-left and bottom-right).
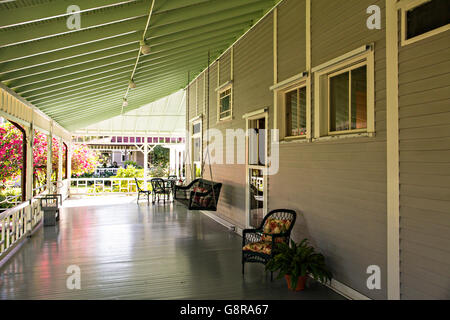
[{"x1": 62, "y1": 195, "x2": 137, "y2": 208}]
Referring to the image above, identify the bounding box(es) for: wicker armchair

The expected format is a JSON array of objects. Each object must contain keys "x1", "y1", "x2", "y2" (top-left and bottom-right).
[{"x1": 242, "y1": 209, "x2": 296, "y2": 280}]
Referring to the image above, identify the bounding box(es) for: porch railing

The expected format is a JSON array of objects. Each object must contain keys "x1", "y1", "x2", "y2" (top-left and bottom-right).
[
  {"x1": 70, "y1": 177, "x2": 151, "y2": 195},
  {"x1": 0, "y1": 194, "x2": 22, "y2": 211},
  {"x1": 0, "y1": 197, "x2": 42, "y2": 259}
]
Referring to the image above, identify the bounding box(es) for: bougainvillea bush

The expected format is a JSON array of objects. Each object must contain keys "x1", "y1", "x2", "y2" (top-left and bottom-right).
[
  {"x1": 0, "y1": 123, "x2": 23, "y2": 184},
  {"x1": 70, "y1": 143, "x2": 99, "y2": 177},
  {"x1": 0, "y1": 121, "x2": 99, "y2": 186}
]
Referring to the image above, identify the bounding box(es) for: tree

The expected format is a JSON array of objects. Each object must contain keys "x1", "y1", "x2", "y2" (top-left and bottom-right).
[
  {"x1": 150, "y1": 145, "x2": 169, "y2": 168},
  {"x1": 0, "y1": 121, "x2": 99, "y2": 184},
  {"x1": 70, "y1": 144, "x2": 99, "y2": 177}
]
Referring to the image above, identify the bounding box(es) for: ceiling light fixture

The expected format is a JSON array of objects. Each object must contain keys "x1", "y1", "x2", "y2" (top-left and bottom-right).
[
  {"x1": 121, "y1": 0, "x2": 155, "y2": 115},
  {"x1": 140, "y1": 40, "x2": 151, "y2": 55}
]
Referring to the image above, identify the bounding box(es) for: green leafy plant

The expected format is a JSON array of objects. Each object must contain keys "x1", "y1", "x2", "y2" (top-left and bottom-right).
[
  {"x1": 266, "y1": 239, "x2": 332, "y2": 289},
  {"x1": 150, "y1": 166, "x2": 167, "y2": 178},
  {"x1": 124, "y1": 160, "x2": 142, "y2": 169},
  {"x1": 115, "y1": 165, "x2": 143, "y2": 178}
]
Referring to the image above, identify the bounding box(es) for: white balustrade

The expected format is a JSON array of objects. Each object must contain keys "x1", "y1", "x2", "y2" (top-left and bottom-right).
[
  {"x1": 0, "y1": 197, "x2": 42, "y2": 259},
  {"x1": 70, "y1": 177, "x2": 151, "y2": 195}
]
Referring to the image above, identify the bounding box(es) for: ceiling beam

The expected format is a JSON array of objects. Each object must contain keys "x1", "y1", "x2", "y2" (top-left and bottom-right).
[
  {"x1": 5, "y1": 25, "x2": 244, "y2": 87},
  {"x1": 0, "y1": 0, "x2": 270, "y2": 62},
  {"x1": 36, "y1": 59, "x2": 208, "y2": 108},
  {"x1": 15, "y1": 38, "x2": 232, "y2": 94},
  {"x1": 0, "y1": 18, "x2": 251, "y2": 81},
  {"x1": 30, "y1": 54, "x2": 213, "y2": 105},
  {"x1": 39, "y1": 63, "x2": 205, "y2": 113},
  {"x1": 0, "y1": 0, "x2": 214, "y2": 46},
  {"x1": 0, "y1": 0, "x2": 140, "y2": 29}
]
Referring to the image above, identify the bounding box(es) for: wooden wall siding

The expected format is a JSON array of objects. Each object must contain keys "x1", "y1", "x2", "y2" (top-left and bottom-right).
[
  {"x1": 198, "y1": 73, "x2": 205, "y2": 116},
  {"x1": 311, "y1": 0, "x2": 385, "y2": 67},
  {"x1": 219, "y1": 50, "x2": 232, "y2": 86},
  {"x1": 269, "y1": 0, "x2": 388, "y2": 299},
  {"x1": 188, "y1": 80, "x2": 197, "y2": 119},
  {"x1": 277, "y1": 0, "x2": 306, "y2": 81},
  {"x1": 399, "y1": 28, "x2": 450, "y2": 300},
  {"x1": 233, "y1": 14, "x2": 274, "y2": 118},
  {"x1": 208, "y1": 62, "x2": 218, "y2": 123},
  {"x1": 199, "y1": 13, "x2": 275, "y2": 228}
]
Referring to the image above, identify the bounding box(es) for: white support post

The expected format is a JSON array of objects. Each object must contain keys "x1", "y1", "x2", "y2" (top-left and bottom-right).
[
  {"x1": 25, "y1": 125, "x2": 34, "y2": 235},
  {"x1": 175, "y1": 150, "x2": 180, "y2": 178},
  {"x1": 169, "y1": 147, "x2": 176, "y2": 175},
  {"x1": 143, "y1": 142, "x2": 148, "y2": 190},
  {"x1": 181, "y1": 150, "x2": 185, "y2": 178},
  {"x1": 58, "y1": 137, "x2": 63, "y2": 193},
  {"x1": 46, "y1": 131, "x2": 53, "y2": 193},
  {"x1": 67, "y1": 142, "x2": 72, "y2": 196}
]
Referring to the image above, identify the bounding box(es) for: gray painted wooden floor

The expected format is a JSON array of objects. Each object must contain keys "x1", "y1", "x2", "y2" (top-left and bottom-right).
[{"x1": 0, "y1": 196, "x2": 344, "y2": 300}]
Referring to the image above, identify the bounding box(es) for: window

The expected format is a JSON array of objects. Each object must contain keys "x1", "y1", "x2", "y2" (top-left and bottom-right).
[
  {"x1": 218, "y1": 85, "x2": 232, "y2": 121},
  {"x1": 328, "y1": 65, "x2": 367, "y2": 133},
  {"x1": 190, "y1": 118, "x2": 202, "y2": 178},
  {"x1": 271, "y1": 72, "x2": 310, "y2": 141},
  {"x1": 285, "y1": 86, "x2": 307, "y2": 137},
  {"x1": 313, "y1": 48, "x2": 374, "y2": 139},
  {"x1": 402, "y1": 0, "x2": 450, "y2": 45}
]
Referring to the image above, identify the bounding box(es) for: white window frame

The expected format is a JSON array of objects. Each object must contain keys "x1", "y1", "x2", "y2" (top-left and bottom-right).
[
  {"x1": 190, "y1": 117, "x2": 202, "y2": 179},
  {"x1": 282, "y1": 82, "x2": 308, "y2": 140},
  {"x1": 327, "y1": 61, "x2": 369, "y2": 136},
  {"x1": 313, "y1": 48, "x2": 375, "y2": 139},
  {"x1": 400, "y1": 0, "x2": 450, "y2": 46},
  {"x1": 271, "y1": 72, "x2": 310, "y2": 142},
  {"x1": 217, "y1": 83, "x2": 233, "y2": 122}
]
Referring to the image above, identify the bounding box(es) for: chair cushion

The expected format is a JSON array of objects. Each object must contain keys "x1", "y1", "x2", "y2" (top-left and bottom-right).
[
  {"x1": 192, "y1": 187, "x2": 211, "y2": 207},
  {"x1": 263, "y1": 218, "x2": 292, "y2": 234},
  {"x1": 242, "y1": 241, "x2": 272, "y2": 255}
]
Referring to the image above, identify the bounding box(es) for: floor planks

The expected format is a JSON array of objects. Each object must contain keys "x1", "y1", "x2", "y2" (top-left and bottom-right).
[{"x1": 0, "y1": 196, "x2": 344, "y2": 300}]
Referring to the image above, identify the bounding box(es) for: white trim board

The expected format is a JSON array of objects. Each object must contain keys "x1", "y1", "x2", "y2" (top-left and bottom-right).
[
  {"x1": 322, "y1": 278, "x2": 371, "y2": 300},
  {"x1": 200, "y1": 210, "x2": 242, "y2": 235}
]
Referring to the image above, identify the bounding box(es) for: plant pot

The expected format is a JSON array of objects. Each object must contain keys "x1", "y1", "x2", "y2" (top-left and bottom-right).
[{"x1": 285, "y1": 275, "x2": 307, "y2": 291}]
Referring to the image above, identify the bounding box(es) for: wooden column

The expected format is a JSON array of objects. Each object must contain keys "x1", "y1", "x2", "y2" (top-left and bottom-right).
[
  {"x1": 58, "y1": 137, "x2": 63, "y2": 193},
  {"x1": 25, "y1": 124, "x2": 34, "y2": 234},
  {"x1": 46, "y1": 132, "x2": 53, "y2": 193}
]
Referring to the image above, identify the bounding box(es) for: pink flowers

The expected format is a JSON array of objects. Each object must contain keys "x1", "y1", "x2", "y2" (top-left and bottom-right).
[{"x1": 1, "y1": 122, "x2": 99, "y2": 182}]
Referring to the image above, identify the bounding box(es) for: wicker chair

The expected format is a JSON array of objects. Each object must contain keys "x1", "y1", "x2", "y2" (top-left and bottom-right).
[
  {"x1": 135, "y1": 178, "x2": 150, "y2": 204},
  {"x1": 242, "y1": 209, "x2": 296, "y2": 280},
  {"x1": 167, "y1": 175, "x2": 178, "y2": 197},
  {"x1": 151, "y1": 178, "x2": 171, "y2": 204}
]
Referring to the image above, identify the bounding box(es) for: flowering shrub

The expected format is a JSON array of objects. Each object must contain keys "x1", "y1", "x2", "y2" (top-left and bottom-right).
[
  {"x1": 71, "y1": 143, "x2": 99, "y2": 177},
  {"x1": 0, "y1": 123, "x2": 23, "y2": 184},
  {"x1": 115, "y1": 165, "x2": 143, "y2": 178},
  {"x1": 0, "y1": 122, "x2": 99, "y2": 184}
]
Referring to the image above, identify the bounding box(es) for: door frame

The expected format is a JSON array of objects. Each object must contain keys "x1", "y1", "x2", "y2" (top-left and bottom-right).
[{"x1": 245, "y1": 110, "x2": 269, "y2": 228}]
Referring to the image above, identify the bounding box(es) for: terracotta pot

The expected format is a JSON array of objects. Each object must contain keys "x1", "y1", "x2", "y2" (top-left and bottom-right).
[{"x1": 285, "y1": 275, "x2": 307, "y2": 291}]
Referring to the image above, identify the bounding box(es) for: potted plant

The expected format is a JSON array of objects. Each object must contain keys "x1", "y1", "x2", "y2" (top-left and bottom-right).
[{"x1": 266, "y1": 239, "x2": 332, "y2": 291}]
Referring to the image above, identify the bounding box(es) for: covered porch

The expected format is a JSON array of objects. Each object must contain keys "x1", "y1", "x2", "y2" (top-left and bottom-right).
[{"x1": 0, "y1": 197, "x2": 343, "y2": 300}]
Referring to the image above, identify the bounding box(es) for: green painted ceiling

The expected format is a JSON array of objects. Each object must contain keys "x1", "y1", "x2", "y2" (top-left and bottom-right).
[{"x1": 0, "y1": 0, "x2": 278, "y2": 131}]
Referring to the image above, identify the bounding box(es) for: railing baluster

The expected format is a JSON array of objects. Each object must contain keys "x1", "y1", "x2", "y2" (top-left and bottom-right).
[{"x1": 1, "y1": 218, "x2": 5, "y2": 253}]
